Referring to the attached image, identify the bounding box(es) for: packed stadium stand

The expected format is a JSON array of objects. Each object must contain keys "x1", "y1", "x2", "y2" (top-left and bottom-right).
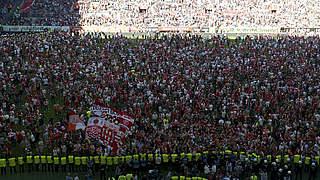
[{"x1": 3, "y1": 0, "x2": 320, "y2": 28}]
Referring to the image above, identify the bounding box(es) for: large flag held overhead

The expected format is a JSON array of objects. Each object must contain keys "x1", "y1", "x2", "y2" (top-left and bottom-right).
[{"x1": 86, "y1": 105, "x2": 134, "y2": 153}]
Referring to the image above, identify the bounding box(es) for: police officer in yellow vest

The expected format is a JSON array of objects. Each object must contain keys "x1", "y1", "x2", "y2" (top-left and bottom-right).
[
  {"x1": 34, "y1": 155, "x2": 40, "y2": 171},
  {"x1": 68, "y1": 155, "x2": 74, "y2": 172},
  {"x1": 47, "y1": 155, "x2": 53, "y2": 172},
  {"x1": 54, "y1": 156, "x2": 60, "y2": 172},
  {"x1": 61, "y1": 156, "x2": 67, "y2": 172},
  {"x1": 75, "y1": 157, "x2": 81, "y2": 172},
  {"x1": 26, "y1": 155, "x2": 33, "y2": 173},
  {"x1": 9, "y1": 157, "x2": 17, "y2": 174},
  {"x1": 40, "y1": 155, "x2": 47, "y2": 172},
  {"x1": 0, "y1": 158, "x2": 6, "y2": 175},
  {"x1": 18, "y1": 156, "x2": 24, "y2": 174}
]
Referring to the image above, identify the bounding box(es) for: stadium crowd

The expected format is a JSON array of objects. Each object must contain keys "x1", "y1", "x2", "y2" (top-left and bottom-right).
[
  {"x1": 6, "y1": 0, "x2": 320, "y2": 28},
  {"x1": 0, "y1": 31, "x2": 319, "y2": 179}
]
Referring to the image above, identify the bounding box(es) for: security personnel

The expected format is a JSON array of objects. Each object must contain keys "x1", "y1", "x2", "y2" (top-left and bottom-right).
[
  {"x1": 81, "y1": 156, "x2": 87, "y2": 172},
  {"x1": 305, "y1": 156, "x2": 311, "y2": 172},
  {"x1": 26, "y1": 155, "x2": 33, "y2": 172},
  {"x1": 113, "y1": 156, "x2": 119, "y2": 166},
  {"x1": 0, "y1": 158, "x2": 6, "y2": 175},
  {"x1": 163, "y1": 154, "x2": 169, "y2": 163},
  {"x1": 68, "y1": 155, "x2": 74, "y2": 172},
  {"x1": 140, "y1": 153, "x2": 147, "y2": 169},
  {"x1": 18, "y1": 156, "x2": 24, "y2": 174},
  {"x1": 187, "y1": 153, "x2": 193, "y2": 162},
  {"x1": 9, "y1": 157, "x2": 17, "y2": 174},
  {"x1": 195, "y1": 153, "x2": 201, "y2": 162},
  {"x1": 34, "y1": 155, "x2": 40, "y2": 171},
  {"x1": 126, "y1": 173, "x2": 133, "y2": 180},
  {"x1": 54, "y1": 156, "x2": 60, "y2": 172},
  {"x1": 75, "y1": 157, "x2": 81, "y2": 172},
  {"x1": 40, "y1": 155, "x2": 47, "y2": 172},
  {"x1": 171, "y1": 176, "x2": 178, "y2": 180},
  {"x1": 133, "y1": 154, "x2": 139, "y2": 172},
  {"x1": 148, "y1": 154, "x2": 155, "y2": 169},
  {"x1": 94, "y1": 155, "x2": 100, "y2": 172},
  {"x1": 125, "y1": 155, "x2": 132, "y2": 165},
  {"x1": 61, "y1": 157, "x2": 67, "y2": 172},
  {"x1": 47, "y1": 155, "x2": 53, "y2": 172},
  {"x1": 100, "y1": 156, "x2": 107, "y2": 167},
  {"x1": 118, "y1": 175, "x2": 126, "y2": 180},
  {"x1": 107, "y1": 156, "x2": 113, "y2": 166}
]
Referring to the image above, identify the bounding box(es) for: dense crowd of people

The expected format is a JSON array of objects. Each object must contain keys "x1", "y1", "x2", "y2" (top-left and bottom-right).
[
  {"x1": 5, "y1": 0, "x2": 320, "y2": 28},
  {"x1": 0, "y1": 31, "x2": 320, "y2": 179}
]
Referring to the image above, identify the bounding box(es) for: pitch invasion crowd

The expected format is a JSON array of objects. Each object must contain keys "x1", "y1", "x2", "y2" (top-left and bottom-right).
[
  {"x1": 6, "y1": 0, "x2": 320, "y2": 28},
  {"x1": 0, "y1": 32, "x2": 320, "y2": 178}
]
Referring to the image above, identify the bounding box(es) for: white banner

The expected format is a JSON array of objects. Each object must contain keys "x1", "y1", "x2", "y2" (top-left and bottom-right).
[
  {"x1": 220, "y1": 27, "x2": 280, "y2": 34},
  {"x1": 2, "y1": 26, "x2": 69, "y2": 32}
]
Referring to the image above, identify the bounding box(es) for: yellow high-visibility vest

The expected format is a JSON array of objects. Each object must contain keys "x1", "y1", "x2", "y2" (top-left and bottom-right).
[
  {"x1": 294, "y1": 155, "x2": 300, "y2": 163},
  {"x1": 186, "y1": 178, "x2": 192, "y2": 180},
  {"x1": 113, "y1": 156, "x2": 119, "y2": 165},
  {"x1": 9, "y1": 158, "x2": 16, "y2": 167},
  {"x1": 41, "y1": 156, "x2": 46, "y2": 163},
  {"x1": 120, "y1": 156, "x2": 125, "y2": 163},
  {"x1": 276, "y1": 155, "x2": 281, "y2": 162},
  {"x1": 305, "y1": 157, "x2": 311, "y2": 165},
  {"x1": 192, "y1": 177, "x2": 197, "y2": 180},
  {"x1": 68, "y1": 156, "x2": 74, "y2": 163},
  {"x1": 225, "y1": 150, "x2": 232, "y2": 155},
  {"x1": 163, "y1": 154, "x2": 169, "y2": 163},
  {"x1": 100, "y1": 156, "x2": 106, "y2": 165},
  {"x1": 284, "y1": 155, "x2": 289, "y2": 163},
  {"x1": 126, "y1": 173, "x2": 133, "y2": 180},
  {"x1": 257, "y1": 155, "x2": 260, "y2": 163},
  {"x1": 75, "y1": 157, "x2": 81, "y2": 165},
  {"x1": 172, "y1": 176, "x2": 178, "y2": 180},
  {"x1": 0, "y1": 159, "x2": 6, "y2": 167},
  {"x1": 34, "y1": 156, "x2": 40, "y2": 164},
  {"x1": 265, "y1": 155, "x2": 271, "y2": 162},
  {"x1": 180, "y1": 176, "x2": 186, "y2": 180},
  {"x1": 54, "y1": 157, "x2": 60, "y2": 165},
  {"x1": 125, "y1": 156, "x2": 132, "y2": 164},
  {"x1": 180, "y1": 153, "x2": 185, "y2": 159},
  {"x1": 195, "y1": 153, "x2": 201, "y2": 161},
  {"x1": 47, "y1": 156, "x2": 53, "y2": 163},
  {"x1": 140, "y1": 153, "x2": 146, "y2": 161},
  {"x1": 27, "y1": 156, "x2": 33, "y2": 163},
  {"x1": 133, "y1": 155, "x2": 139, "y2": 162},
  {"x1": 81, "y1": 157, "x2": 87, "y2": 165},
  {"x1": 94, "y1": 156, "x2": 100, "y2": 164},
  {"x1": 61, "y1": 157, "x2": 67, "y2": 165},
  {"x1": 148, "y1": 154, "x2": 153, "y2": 161},
  {"x1": 18, "y1": 157, "x2": 24, "y2": 165},
  {"x1": 187, "y1": 153, "x2": 192, "y2": 162},
  {"x1": 107, "y1": 157, "x2": 113, "y2": 165},
  {"x1": 233, "y1": 152, "x2": 238, "y2": 158},
  {"x1": 171, "y1": 154, "x2": 178, "y2": 163},
  {"x1": 118, "y1": 175, "x2": 126, "y2": 180},
  {"x1": 315, "y1": 156, "x2": 319, "y2": 165}
]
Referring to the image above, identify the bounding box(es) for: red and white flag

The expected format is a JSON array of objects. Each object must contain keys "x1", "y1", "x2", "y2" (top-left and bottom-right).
[
  {"x1": 68, "y1": 113, "x2": 86, "y2": 131},
  {"x1": 85, "y1": 105, "x2": 134, "y2": 153}
]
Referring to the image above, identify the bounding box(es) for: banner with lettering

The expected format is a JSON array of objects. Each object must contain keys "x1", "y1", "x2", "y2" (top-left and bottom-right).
[{"x1": 85, "y1": 105, "x2": 134, "y2": 152}]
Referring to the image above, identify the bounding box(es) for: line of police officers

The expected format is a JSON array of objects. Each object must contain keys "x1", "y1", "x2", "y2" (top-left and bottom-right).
[{"x1": 0, "y1": 151, "x2": 319, "y2": 180}]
